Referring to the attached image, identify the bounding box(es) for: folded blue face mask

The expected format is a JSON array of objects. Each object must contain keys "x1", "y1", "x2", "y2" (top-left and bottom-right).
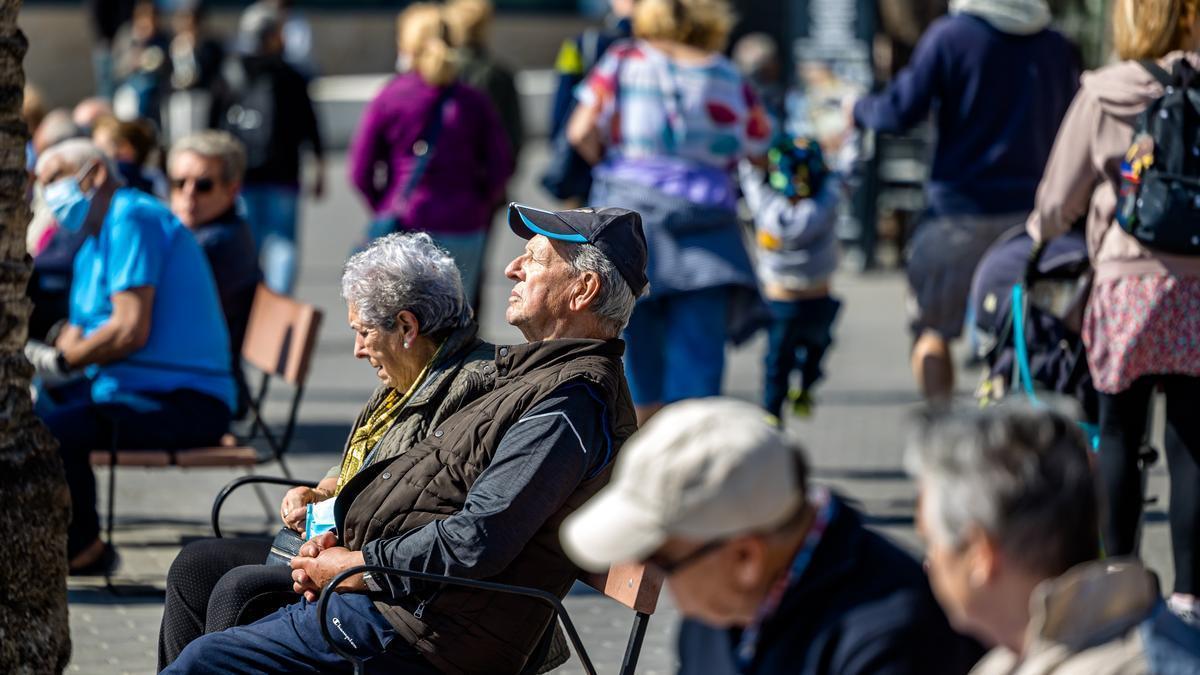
[
  {"x1": 44, "y1": 162, "x2": 98, "y2": 233},
  {"x1": 305, "y1": 497, "x2": 338, "y2": 540}
]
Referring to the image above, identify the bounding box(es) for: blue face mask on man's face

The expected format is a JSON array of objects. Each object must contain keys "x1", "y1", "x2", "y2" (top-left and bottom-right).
[{"x1": 43, "y1": 162, "x2": 98, "y2": 234}]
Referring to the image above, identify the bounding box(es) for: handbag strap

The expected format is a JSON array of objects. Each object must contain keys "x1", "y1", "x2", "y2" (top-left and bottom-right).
[
  {"x1": 1138, "y1": 59, "x2": 1173, "y2": 87},
  {"x1": 399, "y1": 83, "x2": 456, "y2": 203}
]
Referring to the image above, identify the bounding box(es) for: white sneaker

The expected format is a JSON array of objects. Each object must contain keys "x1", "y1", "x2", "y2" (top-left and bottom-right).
[{"x1": 1167, "y1": 595, "x2": 1200, "y2": 627}]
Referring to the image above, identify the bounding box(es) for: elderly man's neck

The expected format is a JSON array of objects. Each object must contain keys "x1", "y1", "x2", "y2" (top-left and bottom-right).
[{"x1": 518, "y1": 314, "x2": 618, "y2": 342}]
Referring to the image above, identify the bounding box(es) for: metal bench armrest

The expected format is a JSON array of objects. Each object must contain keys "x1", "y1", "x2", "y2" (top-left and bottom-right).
[
  {"x1": 317, "y1": 565, "x2": 598, "y2": 675},
  {"x1": 210, "y1": 475, "x2": 320, "y2": 538}
]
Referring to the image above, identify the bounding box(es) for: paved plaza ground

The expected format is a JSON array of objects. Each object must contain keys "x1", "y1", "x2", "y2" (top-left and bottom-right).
[{"x1": 64, "y1": 143, "x2": 1176, "y2": 674}]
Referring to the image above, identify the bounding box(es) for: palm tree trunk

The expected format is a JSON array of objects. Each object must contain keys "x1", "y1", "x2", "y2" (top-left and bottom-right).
[{"x1": 0, "y1": 1, "x2": 72, "y2": 672}]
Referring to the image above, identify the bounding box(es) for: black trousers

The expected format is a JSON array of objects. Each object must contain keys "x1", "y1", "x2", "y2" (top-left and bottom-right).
[
  {"x1": 41, "y1": 384, "x2": 230, "y2": 558},
  {"x1": 158, "y1": 537, "x2": 297, "y2": 671},
  {"x1": 1097, "y1": 375, "x2": 1200, "y2": 594}
]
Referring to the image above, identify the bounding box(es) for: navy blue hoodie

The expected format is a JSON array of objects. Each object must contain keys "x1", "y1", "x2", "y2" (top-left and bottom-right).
[{"x1": 854, "y1": 13, "x2": 1079, "y2": 217}]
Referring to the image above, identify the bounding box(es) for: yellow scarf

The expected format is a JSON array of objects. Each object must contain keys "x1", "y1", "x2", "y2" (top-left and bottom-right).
[{"x1": 335, "y1": 342, "x2": 444, "y2": 494}]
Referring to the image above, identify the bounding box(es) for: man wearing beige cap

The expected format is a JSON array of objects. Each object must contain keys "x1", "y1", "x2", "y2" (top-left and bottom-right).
[{"x1": 562, "y1": 398, "x2": 981, "y2": 675}]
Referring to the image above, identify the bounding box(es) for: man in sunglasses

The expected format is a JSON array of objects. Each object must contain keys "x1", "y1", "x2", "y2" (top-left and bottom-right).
[
  {"x1": 28, "y1": 138, "x2": 235, "y2": 575},
  {"x1": 168, "y1": 130, "x2": 260, "y2": 417},
  {"x1": 562, "y1": 398, "x2": 981, "y2": 675}
]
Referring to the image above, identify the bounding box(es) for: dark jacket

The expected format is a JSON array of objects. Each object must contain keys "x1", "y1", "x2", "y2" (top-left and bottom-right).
[
  {"x1": 191, "y1": 208, "x2": 260, "y2": 413},
  {"x1": 210, "y1": 55, "x2": 323, "y2": 187},
  {"x1": 679, "y1": 495, "x2": 983, "y2": 675},
  {"x1": 548, "y1": 15, "x2": 632, "y2": 138},
  {"x1": 334, "y1": 338, "x2": 638, "y2": 674},
  {"x1": 853, "y1": 14, "x2": 1078, "y2": 217},
  {"x1": 459, "y1": 46, "x2": 524, "y2": 163},
  {"x1": 191, "y1": 208, "x2": 260, "y2": 359}
]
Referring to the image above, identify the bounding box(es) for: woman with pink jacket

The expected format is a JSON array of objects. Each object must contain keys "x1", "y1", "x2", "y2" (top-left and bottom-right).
[{"x1": 1028, "y1": 0, "x2": 1200, "y2": 623}]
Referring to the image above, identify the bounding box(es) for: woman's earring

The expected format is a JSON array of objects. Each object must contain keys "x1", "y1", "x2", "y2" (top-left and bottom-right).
[{"x1": 403, "y1": 341, "x2": 410, "y2": 349}]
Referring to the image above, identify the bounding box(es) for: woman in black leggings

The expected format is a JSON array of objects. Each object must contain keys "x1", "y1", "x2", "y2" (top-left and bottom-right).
[
  {"x1": 1025, "y1": 3, "x2": 1200, "y2": 623},
  {"x1": 1097, "y1": 377, "x2": 1200, "y2": 598}
]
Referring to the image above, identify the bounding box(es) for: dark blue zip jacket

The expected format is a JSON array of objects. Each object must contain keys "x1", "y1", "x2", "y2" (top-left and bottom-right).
[
  {"x1": 678, "y1": 496, "x2": 983, "y2": 675},
  {"x1": 854, "y1": 14, "x2": 1079, "y2": 217}
]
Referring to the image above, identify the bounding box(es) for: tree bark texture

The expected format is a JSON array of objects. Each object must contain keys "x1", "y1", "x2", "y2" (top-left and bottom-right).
[{"x1": 0, "y1": 1, "x2": 72, "y2": 672}]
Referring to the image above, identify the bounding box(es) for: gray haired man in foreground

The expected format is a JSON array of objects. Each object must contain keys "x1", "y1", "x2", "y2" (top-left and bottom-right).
[{"x1": 562, "y1": 397, "x2": 980, "y2": 675}]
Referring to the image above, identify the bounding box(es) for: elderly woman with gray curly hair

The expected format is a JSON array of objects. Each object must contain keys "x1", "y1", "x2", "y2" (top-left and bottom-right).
[{"x1": 157, "y1": 232, "x2": 495, "y2": 670}]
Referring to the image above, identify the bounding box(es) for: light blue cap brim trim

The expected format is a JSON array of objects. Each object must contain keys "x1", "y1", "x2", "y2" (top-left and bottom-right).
[{"x1": 519, "y1": 211, "x2": 588, "y2": 243}]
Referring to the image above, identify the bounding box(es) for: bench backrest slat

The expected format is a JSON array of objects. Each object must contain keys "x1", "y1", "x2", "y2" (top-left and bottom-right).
[{"x1": 582, "y1": 562, "x2": 663, "y2": 615}]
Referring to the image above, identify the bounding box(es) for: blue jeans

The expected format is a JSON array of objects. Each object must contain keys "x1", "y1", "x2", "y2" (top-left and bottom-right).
[
  {"x1": 242, "y1": 185, "x2": 301, "y2": 295},
  {"x1": 164, "y1": 593, "x2": 438, "y2": 674},
  {"x1": 622, "y1": 287, "x2": 730, "y2": 406},
  {"x1": 762, "y1": 296, "x2": 841, "y2": 417}
]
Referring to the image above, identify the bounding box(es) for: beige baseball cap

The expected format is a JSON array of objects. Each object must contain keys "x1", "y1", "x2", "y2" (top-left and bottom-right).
[{"x1": 561, "y1": 397, "x2": 806, "y2": 572}]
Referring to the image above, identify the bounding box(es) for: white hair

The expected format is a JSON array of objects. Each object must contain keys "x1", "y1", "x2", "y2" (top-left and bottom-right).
[
  {"x1": 904, "y1": 404, "x2": 1099, "y2": 576},
  {"x1": 341, "y1": 232, "x2": 471, "y2": 335},
  {"x1": 563, "y1": 242, "x2": 640, "y2": 336},
  {"x1": 169, "y1": 130, "x2": 247, "y2": 184},
  {"x1": 35, "y1": 138, "x2": 114, "y2": 178}
]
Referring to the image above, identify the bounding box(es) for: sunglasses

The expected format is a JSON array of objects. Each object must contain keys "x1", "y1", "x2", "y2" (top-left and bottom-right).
[
  {"x1": 170, "y1": 176, "x2": 217, "y2": 193},
  {"x1": 643, "y1": 539, "x2": 726, "y2": 575}
]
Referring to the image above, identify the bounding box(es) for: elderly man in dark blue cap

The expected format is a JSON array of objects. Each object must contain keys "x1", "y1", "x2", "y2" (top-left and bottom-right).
[{"x1": 166, "y1": 204, "x2": 648, "y2": 675}]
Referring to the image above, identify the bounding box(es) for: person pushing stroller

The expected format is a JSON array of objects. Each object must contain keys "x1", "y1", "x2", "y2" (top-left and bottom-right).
[{"x1": 740, "y1": 135, "x2": 853, "y2": 419}]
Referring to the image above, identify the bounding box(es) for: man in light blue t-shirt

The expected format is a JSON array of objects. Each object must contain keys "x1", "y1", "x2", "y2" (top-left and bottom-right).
[{"x1": 29, "y1": 139, "x2": 234, "y2": 575}]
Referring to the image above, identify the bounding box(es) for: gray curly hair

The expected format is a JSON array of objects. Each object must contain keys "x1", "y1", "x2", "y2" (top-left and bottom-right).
[{"x1": 341, "y1": 232, "x2": 472, "y2": 334}]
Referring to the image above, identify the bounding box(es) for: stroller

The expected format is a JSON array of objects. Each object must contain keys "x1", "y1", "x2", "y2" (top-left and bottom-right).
[
  {"x1": 971, "y1": 225, "x2": 1164, "y2": 551},
  {"x1": 969, "y1": 225, "x2": 1098, "y2": 429}
]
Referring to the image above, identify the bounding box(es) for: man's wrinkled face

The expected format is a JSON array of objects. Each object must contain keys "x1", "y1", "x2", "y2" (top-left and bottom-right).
[
  {"x1": 169, "y1": 151, "x2": 238, "y2": 229},
  {"x1": 504, "y1": 235, "x2": 578, "y2": 340}
]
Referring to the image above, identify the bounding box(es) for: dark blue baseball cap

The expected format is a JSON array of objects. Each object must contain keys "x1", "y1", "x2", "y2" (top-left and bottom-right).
[{"x1": 508, "y1": 202, "x2": 649, "y2": 296}]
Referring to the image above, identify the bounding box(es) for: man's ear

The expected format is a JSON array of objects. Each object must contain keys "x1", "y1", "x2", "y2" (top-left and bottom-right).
[
  {"x1": 729, "y1": 536, "x2": 770, "y2": 591},
  {"x1": 568, "y1": 270, "x2": 603, "y2": 313},
  {"x1": 967, "y1": 527, "x2": 1002, "y2": 588}
]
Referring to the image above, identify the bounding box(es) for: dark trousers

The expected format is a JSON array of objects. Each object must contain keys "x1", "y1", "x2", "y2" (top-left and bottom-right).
[
  {"x1": 762, "y1": 296, "x2": 841, "y2": 417},
  {"x1": 163, "y1": 592, "x2": 439, "y2": 674},
  {"x1": 158, "y1": 537, "x2": 296, "y2": 670},
  {"x1": 40, "y1": 383, "x2": 230, "y2": 558},
  {"x1": 1097, "y1": 375, "x2": 1200, "y2": 594}
]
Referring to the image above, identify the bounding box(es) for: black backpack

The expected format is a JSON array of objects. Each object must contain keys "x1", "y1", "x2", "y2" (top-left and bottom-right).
[
  {"x1": 217, "y1": 57, "x2": 276, "y2": 173},
  {"x1": 1116, "y1": 59, "x2": 1200, "y2": 255}
]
